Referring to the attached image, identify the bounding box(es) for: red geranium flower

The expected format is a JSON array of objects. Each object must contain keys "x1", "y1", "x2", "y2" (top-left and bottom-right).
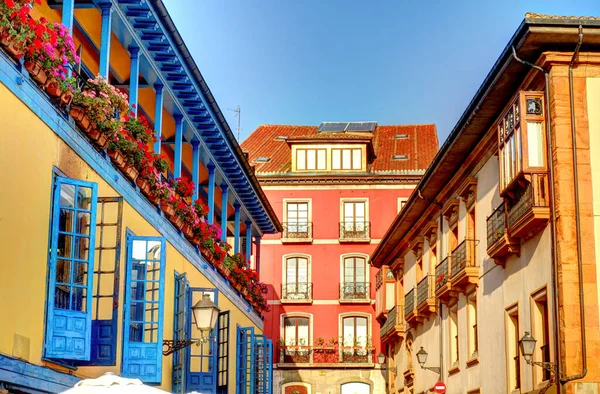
[{"x1": 5, "y1": 0, "x2": 15, "y2": 9}]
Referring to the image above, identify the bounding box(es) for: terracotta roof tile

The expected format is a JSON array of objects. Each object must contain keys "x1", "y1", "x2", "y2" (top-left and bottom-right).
[
  {"x1": 525, "y1": 12, "x2": 600, "y2": 21},
  {"x1": 241, "y1": 124, "x2": 439, "y2": 175}
]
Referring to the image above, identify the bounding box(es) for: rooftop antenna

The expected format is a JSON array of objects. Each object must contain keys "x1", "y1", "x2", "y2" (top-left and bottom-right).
[{"x1": 228, "y1": 106, "x2": 241, "y2": 141}]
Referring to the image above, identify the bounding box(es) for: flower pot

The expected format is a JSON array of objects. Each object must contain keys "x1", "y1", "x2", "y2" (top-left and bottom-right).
[
  {"x1": 160, "y1": 202, "x2": 175, "y2": 218},
  {"x1": 45, "y1": 79, "x2": 62, "y2": 98},
  {"x1": 191, "y1": 235, "x2": 202, "y2": 246},
  {"x1": 0, "y1": 35, "x2": 24, "y2": 60},
  {"x1": 184, "y1": 225, "x2": 194, "y2": 239},
  {"x1": 136, "y1": 177, "x2": 151, "y2": 196},
  {"x1": 123, "y1": 164, "x2": 139, "y2": 182},
  {"x1": 148, "y1": 194, "x2": 160, "y2": 205},
  {"x1": 169, "y1": 215, "x2": 184, "y2": 230},
  {"x1": 107, "y1": 149, "x2": 125, "y2": 168},
  {"x1": 24, "y1": 60, "x2": 48, "y2": 86},
  {"x1": 70, "y1": 106, "x2": 92, "y2": 132},
  {"x1": 94, "y1": 132, "x2": 109, "y2": 150},
  {"x1": 181, "y1": 224, "x2": 191, "y2": 236},
  {"x1": 60, "y1": 89, "x2": 73, "y2": 106}
]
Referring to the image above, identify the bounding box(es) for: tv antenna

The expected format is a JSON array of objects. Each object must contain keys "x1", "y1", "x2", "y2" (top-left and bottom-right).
[{"x1": 228, "y1": 106, "x2": 241, "y2": 141}]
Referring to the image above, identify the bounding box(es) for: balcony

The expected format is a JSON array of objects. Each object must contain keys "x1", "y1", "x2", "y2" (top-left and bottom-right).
[
  {"x1": 339, "y1": 282, "x2": 370, "y2": 303},
  {"x1": 507, "y1": 173, "x2": 550, "y2": 239},
  {"x1": 339, "y1": 221, "x2": 370, "y2": 242},
  {"x1": 435, "y1": 256, "x2": 453, "y2": 303},
  {"x1": 416, "y1": 275, "x2": 437, "y2": 318},
  {"x1": 279, "y1": 346, "x2": 312, "y2": 364},
  {"x1": 450, "y1": 240, "x2": 479, "y2": 292},
  {"x1": 282, "y1": 222, "x2": 313, "y2": 243},
  {"x1": 278, "y1": 342, "x2": 375, "y2": 366},
  {"x1": 404, "y1": 288, "x2": 418, "y2": 326},
  {"x1": 486, "y1": 202, "x2": 519, "y2": 264},
  {"x1": 380, "y1": 305, "x2": 405, "y2": 344},
  {"x1": 281, "y1": 282, "x2": 312, "y2": 303}
]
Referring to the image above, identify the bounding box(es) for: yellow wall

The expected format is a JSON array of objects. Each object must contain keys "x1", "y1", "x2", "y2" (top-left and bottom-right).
[{"x1": 0, "y1": 82, "x2": 260, "y2": 392}]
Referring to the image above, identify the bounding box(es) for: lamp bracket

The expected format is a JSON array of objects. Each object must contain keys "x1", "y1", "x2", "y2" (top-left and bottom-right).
[
  {"x1": 421, "y1": 365, "x2": 441, "y2": 374},
  {"x1": 381, "y1": 365, "x2": 397, "y2": 374},
  {"x1": 162, "y1": 337, "x2": 213, "y2": 356},
  {"x1": 527, "y1": 359, "x2": 557, "y2": 376}
]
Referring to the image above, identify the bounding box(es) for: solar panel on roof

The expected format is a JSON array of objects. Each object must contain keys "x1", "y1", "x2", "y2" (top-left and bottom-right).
[
  {"x1": 345, "y1": 122, "x2": 377, "y2": 132},
  {"x1": 318, "y1": 122, "x2": 348, "y2": 132}
]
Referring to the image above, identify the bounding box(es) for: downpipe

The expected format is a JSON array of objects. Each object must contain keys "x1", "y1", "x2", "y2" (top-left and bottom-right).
[{"x1": 511, "y1": 47, "x2": 561, "y2": 393}]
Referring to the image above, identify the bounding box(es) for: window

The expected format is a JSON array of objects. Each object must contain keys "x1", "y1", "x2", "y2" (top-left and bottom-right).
[
  {"x1": 341, "y1": 200, "x2": 368, "y2": 239},
  {"x1": 449, "y1": 305, "x2": 459, "y2": 367},
  {"x1": 296, "y1": 148, "x2": 326, "y2": 171},
  {"x1": 398, "y1": 198, "x2": 408, "y2": 213},
  {"x1": 341, "y1": 382, "x2": 370, "y2": 394},
  {"x1": 506, "y1": 305, "x2": 520, "y2": 392},
  {"x1": 122, "y1": 234, "x2": 166, "y2": 384},
  {"x1": 284, "y1": 201, "x2": 310, "y2": 239},
  {"x1": 45, "y1": 176, "x2": 98, "y2": 361},
  {"x1": 283, "y1": 316, "x2": 310, "y2": 347},
  {"x1": 216, "y1": 311, "x2": 230, "y2": 394},
  {"x1": 172, "y1": 273, "x2": 188, "y2": 393},
  {"x1": 283, "y1": 257, "x2": 311, "y2": 300},
  {"x1": 341, "y1": 316, "x2": 369, "y2": 362},
  {"x1": 236, "y1": 327, "x2": 273, "y2": 394},
  {"x1": 332, "y1": 148, "x2": 362, "y2": 170},
  {"x1": 416, "y1": 255, "x2": 423, "y2": 282},
  {"x1": 342, "y1": 256, "x2": 368, "y2": 300},
  {"x1": 532, "y1": 289, "x2": 551, "y2": 383},
  {"x1": 188, "y1": 289, "x2": 219, "y2": 392},
  {"x1": 467, "y1": 292, "x2": 478, "y2": 359},
  {"x1": 449, "y1": 221, "x2": 459, "y2": 252}
]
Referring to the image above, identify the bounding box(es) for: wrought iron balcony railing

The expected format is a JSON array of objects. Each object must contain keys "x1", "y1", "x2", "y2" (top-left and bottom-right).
[
  {"x1": 282, "y1": 222, "x2": 313, "y2": 240},
  {"x1": 404, "y1": 288, "x2": 415, "y2": 318},
  {"x1": 281, "y1": 282, "x2": 312, "y2": 301},
  {"x1": 487, "y1": 202, "x2": 506, "y2": 249},
  {"x1": 380, "y1": 304, "x2": 404, "y2": 339},
  {"x1": 339, "y1": 221, "x2": 370, "y2": 240},
  {"x1": 417, "y1": 275, "x2": 435, "y2": 307},
  {"x1": 451, "y1": 239, "x2": 476, "y2": 277},
  {"x1": 339, "y1": 282, "x2": 370, "y2": 301},
  {"x1": 435, "y1": 256, "x2": 450, "y2": 291}
]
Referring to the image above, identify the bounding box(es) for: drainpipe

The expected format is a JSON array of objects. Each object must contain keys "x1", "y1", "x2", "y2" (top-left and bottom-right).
[
  {"x1": 417, "y1": 189, "x2": 444, "y2": 380},
  {"x1": 561, "y1": 24, "x2": 587, "y2": 385},
  {"x1": 511, "y1": 46, "x2": 561, "y2": 394}
]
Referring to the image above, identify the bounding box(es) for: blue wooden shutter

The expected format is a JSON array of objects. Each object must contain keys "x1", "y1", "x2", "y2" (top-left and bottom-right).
[
  {"x1": 236, "y1": 327, "x2": 255, "y2": 394},
  {"x1": 172, "y1": 272, "x2": 189, "y2": 394},
  {"x1": 187, "y1": 288, "x2": 219, "y2": 393},
  {"x1": 216, "y1": 311, "x2": 230, "y2": 394},
  {"x1": 45, "y1": 177, "x2": 98, "y2": 361},
  {"x1": 122, "y1": 235, "x2": 166, "y2": 384},
  {"x1": 255, "y1": 335, "x2": 273, "y2": 394}
]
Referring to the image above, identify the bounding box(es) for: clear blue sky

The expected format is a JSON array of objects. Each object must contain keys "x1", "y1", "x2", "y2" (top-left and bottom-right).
[{"x1": 162, "y1": 0, "x2": 598, "y2": 145}]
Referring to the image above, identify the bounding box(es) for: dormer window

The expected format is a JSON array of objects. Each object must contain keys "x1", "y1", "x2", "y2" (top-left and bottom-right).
[
  {"x1": 332, "y1": 148, "x2": 362, "y2": 170},
  {"x1": 296, "y1": 149, "x2": 326, "y2": 171}
]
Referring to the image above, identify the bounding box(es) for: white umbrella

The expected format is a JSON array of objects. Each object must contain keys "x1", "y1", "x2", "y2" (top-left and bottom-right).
[{"x1": 60, "y1": 372, "x2": 172, "y2": 394}]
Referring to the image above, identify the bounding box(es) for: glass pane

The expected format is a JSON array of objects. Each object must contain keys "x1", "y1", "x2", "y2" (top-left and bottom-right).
[
  {"x1": 76, "y1": 186, "x2": 93, "y2": 209},
  {"x1": 352, "y1": 149, "x2": 361, "y2": 169},
  {"x1": 527, "y1": 122, "x2": 544, "y2": 167},
  {"x1": 58, "y1": 234, "x2": 73, "y2": 258},
  {"x1": 73, "y1": 261, "x2": 87, "y2": 285},
  {"x1": 74, "y1": 236, "x2": 89, "y2": 260},
  {"x1": 56, "y1": 259, "x2": 71, "y2": 284},
  {"x1": 355, "y1": 203, "x2": 365, "y2": 218},
  {"x1": 76, "y1": 212, "x2": 91, "y2": 235},
  {"x1": 130, "y1": 322, "x2": 143, "y2": 342},
  {"x1": 55, "y1": 286, "x2": 71, "y2": 309},
  {"x1": 130, "y1": 301, "x2": 144, "y2": 321},
  {"x1": 343, "y1": 318, "x2": 355, "y2": 345},
  {"x1": 342, "y1": 150, "x2": 351, "y2": 169},
  {"x1": 332, "y1": 150, "x2": 341, "y2": 170},
  {"x1": 297, "y1": 150, "x2": 306, "y2": 170},
  {"x1": 356, "y1": 318, "x2": 367, "y2": 346},
  {"x1": 317, "y1": 150, "x2": 326, "y2": 170},
  {"x1": 146, "y1": 241, "x2": 162, "y2": 260},
  {"x1": 297, "y1": 318, "x2": 309, "y2": 344},
  {"x1": 307, "y1": 150, "x2": 316, "y2": 170},
  {"x1": 71, "y1": 286, "x2": 86, "y2": 312},
  {"x1": 286, "y1": 259, "x2": 297, "y2": 282},
  {"x1": 284, "y1": 318, "x2": 296, "y2": 345},
  {"x1": 132, "y1": 240, "x2": 148, "y2": 261},
  {"x1": 344, "y1": 202, "x2": 354, "y2": 221},
  {"x1": 60, "y1": 184, "x2": 76, "y2": 208},
  {"x1": 60, "y1": 208, "x2": 75, "y2": 233}
]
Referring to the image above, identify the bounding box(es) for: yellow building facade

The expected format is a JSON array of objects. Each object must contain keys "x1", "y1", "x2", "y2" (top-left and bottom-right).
[
  {"x1": 372, "y1": 14, "x2": 600, "y2": 394},
  {"x1": 0, "y1": 0, "x2": 280, "y2": 393}
]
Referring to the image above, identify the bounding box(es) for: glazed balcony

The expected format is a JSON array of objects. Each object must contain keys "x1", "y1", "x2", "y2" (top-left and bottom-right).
[
  {"x1": 486, "y1": 202, "x2": 519, "y2": 264},
  {"x1": 281, "y1": 282, "x2": 312, "y2": 303},
  {"x1": 339, "y1": 282, "x2": 370, "y2": 303},
  {"x1": 281, "y1": 222, "x2": 313, "y2": 243},
  {"x1": 435, "y1": 256, "x2": 453, "y2": 303},
  {"x1": 339, "y1": 222, "x2": 370, "y2": 242},
  {"x1": 416, "y1": 275, "x2": 437, "y2": 318},
  {"x1": 507, "y1": 173, "x2": 550, "y2": 239},
  {"x1": 380, "y1": 304, "x2": 405, "y2": 344},
  {"x1": 450, "y1": 239, "x2": 479, "y2": 292}
]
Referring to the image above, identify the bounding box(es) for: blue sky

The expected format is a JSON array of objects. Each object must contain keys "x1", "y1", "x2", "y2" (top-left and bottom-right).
[{"x1": 162, "y1": 0, "x2": 598, "y2": 145}]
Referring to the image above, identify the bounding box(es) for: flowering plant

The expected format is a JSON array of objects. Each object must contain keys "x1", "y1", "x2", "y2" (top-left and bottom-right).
[
  {"x1": 173, "y1": 176, "x2": 195, "y2": 199},
  {"x1": 0, "y1": 0, "x2": 37, "y2": 54}
]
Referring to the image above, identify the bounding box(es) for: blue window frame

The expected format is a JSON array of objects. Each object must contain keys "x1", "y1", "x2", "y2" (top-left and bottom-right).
[
  {"x1": 255, "y1": 335, "x2": 273, "y2": 394},
  {"x1": 187, "y1": 288, "x2": 219, "y2": 392},
  {"x1": 45, "y1": 176, "x2": 98, "y2": 361},
  {"x1": 172, "y1": 272, "x2": 189, "y2": 393},
  {"x1": 216, "y1": 311, "x2": 230, "y2": 394},
  {"x1": 236, "y1": 326, "x2": 255, "y2": 394},
  {"x1": 122, "y1": 233, "x2": 166, "y2": 384}
]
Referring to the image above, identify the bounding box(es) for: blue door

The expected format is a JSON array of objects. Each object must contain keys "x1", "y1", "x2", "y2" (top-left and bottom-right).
[{"x1": 45, "y1": 177, "x2": 98, "y2": 360}]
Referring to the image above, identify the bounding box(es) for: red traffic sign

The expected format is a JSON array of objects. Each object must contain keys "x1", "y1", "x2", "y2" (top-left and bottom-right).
[{"x1": 434, "y1": 381, "x2": 446, "y2": 393}]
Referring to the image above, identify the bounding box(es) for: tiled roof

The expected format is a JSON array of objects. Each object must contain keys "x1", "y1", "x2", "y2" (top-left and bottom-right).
[
  {"x1": 525, "y1": 12, "x2": 600, "y2": 21},
  {"x1": 241, "y1": 124, "x2": 438, "y2": 176}
]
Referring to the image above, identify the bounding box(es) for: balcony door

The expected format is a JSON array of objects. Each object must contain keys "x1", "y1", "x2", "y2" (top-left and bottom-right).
[
  {"x1": 342, "y1": 257, "x2": 367, "y2": 299},
  {"x1": 283, "y1": 316, "x2": 310, "y2": 363},
  {"x1": 286, "y1": 202, "x2": 309, "y2": 236},
  {"x1": 341, "y1": 316, "x2": 369, "y2": 362},
  {"x1": 284, "y1": 257, "x2": 310, "y2": 300},
  {"x1": 343, "y1": 201, "x2": 366, "y2": 230}
]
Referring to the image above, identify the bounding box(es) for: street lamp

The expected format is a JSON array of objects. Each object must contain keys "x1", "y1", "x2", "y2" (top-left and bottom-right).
[
  {"x1": 378, "y1": 352, "x2": 397, "y2": 373},
  {"x1": 416, "y1": 347, "x2": 441, "y2": 374},
  {"x1": 163, "y1": 294, "x2": 220, "y2": 356},
  {"x1": 518, "y1": 331, "x2": 556, "y2": 376}
]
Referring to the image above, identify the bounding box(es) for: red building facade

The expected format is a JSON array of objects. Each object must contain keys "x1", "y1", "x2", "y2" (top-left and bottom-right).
[{"x1": 242, "y1": 123, "x2": 438, "y2": 394}]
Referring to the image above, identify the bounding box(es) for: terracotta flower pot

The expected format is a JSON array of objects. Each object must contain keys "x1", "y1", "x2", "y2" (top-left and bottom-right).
[
  {"x1": 169, "y1": 215, "x2": 183, "y2": 229},
  {"x1": 161, "y1": 202, "x2": 175, "y2": 218},
  {"x1": 60, "y1": 89, "x2": 73, "y2": 106},
  {"x1": 70, "y1": 106, "x2": 92, "y2": 132},
  {"x1": 45, "y1": 79, "x2": 62, "y2": 98},
  {"x1": 107, "y1": 149, "x2": 125, "y2": 168},
  {"x1": 94, "y1": 132, "x2": 109, "y2": 150},
  {"x1": 191, "y1": 235, "x2": 202, "y2": 246},
  {"x1": 123, "y1": 164, "x2": 138, "y2": 182},
  {"x1": 0, "y1": 35, "x2": 24, "y2": 60},
  {"x1": 148, "y1": 193, "x2": 160, "y2": 205},
  {"x1": 24, "y1": 60, "x2": 48, "y2": 86},
  {"x1": 136, "y1": 177, "x2": 152, "y2": 196},
  {"x1": 184, "y1": 226, "x2": 194, "y2": 239}
]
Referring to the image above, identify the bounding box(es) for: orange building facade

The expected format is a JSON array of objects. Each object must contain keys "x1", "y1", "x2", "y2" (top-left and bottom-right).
[{"x1": 241, "y1": 123, "x2": 438, "y2": 394}]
